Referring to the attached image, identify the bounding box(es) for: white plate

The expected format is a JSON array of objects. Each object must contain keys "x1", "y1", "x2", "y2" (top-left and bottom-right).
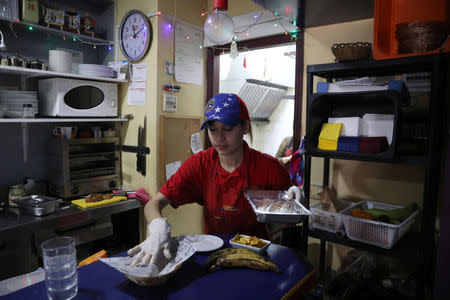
[{"x1": 183, "y1": 234, "x2": 224, "y2": 252}]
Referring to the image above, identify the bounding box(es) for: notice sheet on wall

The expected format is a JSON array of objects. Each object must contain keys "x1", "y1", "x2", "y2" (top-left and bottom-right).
[
  {"x1": 127, "y1": 63, "x2": 147, "y2": 106},
  {"x1": 174, "y1": 22, "x2": 203, "y2": 86},
  {"x1": 166, "y1": 160, "x2": 182, "y2": 181}
]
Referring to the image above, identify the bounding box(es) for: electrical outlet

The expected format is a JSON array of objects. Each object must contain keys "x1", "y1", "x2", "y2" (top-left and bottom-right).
[{"x1": 163, "y1": 94, "x2": 177, "y2": 112}]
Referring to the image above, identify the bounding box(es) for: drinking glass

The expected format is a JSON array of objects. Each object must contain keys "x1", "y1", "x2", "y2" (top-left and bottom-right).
[{"x1": 41, "y1": 236, "x2": 78, "y2": 300}]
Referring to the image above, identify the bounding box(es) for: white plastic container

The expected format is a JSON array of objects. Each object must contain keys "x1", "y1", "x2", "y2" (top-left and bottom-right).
[
  {"x1": 309, "y1": 202, "x2": 346, "y2": 237},
  {"x1": 229, "y1": 234, "x2": 271, "y2": 254},
  {"x1": 328, "y1": 117, "x2": 363, "y2": 136},
  {"x1": 340, "y1": 200, "x2": 420, "y2": 249}
]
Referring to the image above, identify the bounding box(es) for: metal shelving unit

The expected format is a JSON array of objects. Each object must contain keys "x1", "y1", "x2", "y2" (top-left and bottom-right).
[{"x1": 302, "y1": 54, "x2": 448, "y2": 299}]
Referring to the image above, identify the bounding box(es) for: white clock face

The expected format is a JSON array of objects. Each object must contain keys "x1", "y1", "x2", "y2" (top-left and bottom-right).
[{"x1": 120, "y1": 10, "x2": 152, "y2": 61}]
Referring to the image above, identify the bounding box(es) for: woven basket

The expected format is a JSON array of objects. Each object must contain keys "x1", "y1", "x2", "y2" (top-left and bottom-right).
[
  {"x1": 331, "y1": 42, "x2": 372, "y2": 61},
  {"x1": 396, "y1": 21, "x2": 449, "y2": 54},
  {"x1": 125, "y1": 263, "x2": 183, "y2": 286}
]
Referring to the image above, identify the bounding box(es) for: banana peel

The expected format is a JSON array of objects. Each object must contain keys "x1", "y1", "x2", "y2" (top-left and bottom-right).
[{"x1": 205, "y1": 248, "x2": 278, "y2": 272}]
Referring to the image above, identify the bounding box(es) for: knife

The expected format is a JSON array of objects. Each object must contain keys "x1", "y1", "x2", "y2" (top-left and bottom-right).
[{"x1": 137, "y1": 125, "x2": 143, "y2": 174}]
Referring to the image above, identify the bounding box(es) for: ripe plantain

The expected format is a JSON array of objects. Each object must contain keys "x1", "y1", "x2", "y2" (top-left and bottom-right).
[
  {"x1": 208, "y1": 251, "x2": 279, "y2": 272},
  {"x1": 204, "y1": 248, "x2": 262, "y2": 269}
]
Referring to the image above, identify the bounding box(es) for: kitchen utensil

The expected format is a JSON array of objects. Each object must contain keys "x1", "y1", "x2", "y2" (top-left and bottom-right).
[
  {"x1": 15, "y1": 194, "x2": 62, "y2": 216},
  {"x1": 71, "y1": 195, "x2": 126, "y2": 208},
  {"x1": 136, "y1": 116, "x2": 147, "y2": 175}
]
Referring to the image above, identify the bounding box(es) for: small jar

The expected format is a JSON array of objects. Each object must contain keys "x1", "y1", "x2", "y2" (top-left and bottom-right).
[
  {"x1": 8, "y1": 185, "x2": 26, "y2": 207},
  {"x1": 22, "y1": 104, "x2": 35, "y2": 118}
]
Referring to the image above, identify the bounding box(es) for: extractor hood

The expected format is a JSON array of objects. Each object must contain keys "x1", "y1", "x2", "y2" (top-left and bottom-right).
[{"x1": 238, "y1": 79, "x2": 289, "y2": 122}]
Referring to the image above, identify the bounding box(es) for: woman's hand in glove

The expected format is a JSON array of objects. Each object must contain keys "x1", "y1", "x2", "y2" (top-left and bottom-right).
[{"x1": 127, "y1": 218, "x2": 172, "y2": 267}]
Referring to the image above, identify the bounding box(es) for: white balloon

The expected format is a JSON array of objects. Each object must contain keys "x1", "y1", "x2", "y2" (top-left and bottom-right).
[{"x1": 204, "y1": 10, "x2": 235, "y2": 45}]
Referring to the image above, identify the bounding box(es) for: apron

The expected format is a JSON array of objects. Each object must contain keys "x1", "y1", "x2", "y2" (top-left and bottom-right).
[{"x1": 203, "y1": 156, "x2": 269, "y2": 239}]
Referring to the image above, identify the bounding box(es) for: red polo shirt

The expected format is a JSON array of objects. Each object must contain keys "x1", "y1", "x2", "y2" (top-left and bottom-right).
[{"x1": 160, "y1": 142, "x2": 291, "y2": 238}]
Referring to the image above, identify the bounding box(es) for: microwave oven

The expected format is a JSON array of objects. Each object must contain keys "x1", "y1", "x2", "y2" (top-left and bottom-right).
[{"x1": 38, "y1": 78, "x2": 118, "y2": 117}]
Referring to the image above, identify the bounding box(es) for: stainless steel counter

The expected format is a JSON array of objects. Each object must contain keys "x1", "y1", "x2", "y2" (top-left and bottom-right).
[
  {"x1": 0, "y1": 199, "x2": 141, "y2": 233},
  {"x1": 0, "y1": 199, "x2": 142, "y2": 280}
]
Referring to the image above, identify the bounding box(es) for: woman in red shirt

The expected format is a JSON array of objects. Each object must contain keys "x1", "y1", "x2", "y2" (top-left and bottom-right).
[{"x1": 128, "y1": 93, "x2": 300, "y2": 266}]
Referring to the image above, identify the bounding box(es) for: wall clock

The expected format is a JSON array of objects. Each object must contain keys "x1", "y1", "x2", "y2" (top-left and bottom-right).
[{"x1": 119, "y1": 10, "x2": 152, "y2": 61}]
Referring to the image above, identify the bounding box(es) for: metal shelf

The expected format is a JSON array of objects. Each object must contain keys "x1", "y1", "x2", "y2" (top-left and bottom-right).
[
  {"x1": 307, "y1": 228, "x2": 421, "y2": 259},
  {"x1": 307, "y1": 149, "x2": 427, "y2": 165},
  {"x1": 303, "y1": 53, "x2": 448, "y2": 299},
  {"x1": 306, "y1": 54, "x2": 443, "y2": 79},
  {"x1": 0, "y1": 117, "x2": 128, "y2": 123},
  {"x1": 0, "y1": 65, "x2": 127, "y2": 83}
]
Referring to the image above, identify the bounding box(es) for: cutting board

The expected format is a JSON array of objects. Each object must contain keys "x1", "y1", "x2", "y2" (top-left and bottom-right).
[{"x1": 71, "y1": 196, "x2": 127, "y2": 208}]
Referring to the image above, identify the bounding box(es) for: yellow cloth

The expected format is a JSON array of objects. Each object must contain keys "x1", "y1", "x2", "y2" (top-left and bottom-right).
[
  {"x1": 71, "y1": 196, "x2": 127, "y2": 208},
  {"x1": 318, "y1": 123, "x2": 342, "y2": 150}
]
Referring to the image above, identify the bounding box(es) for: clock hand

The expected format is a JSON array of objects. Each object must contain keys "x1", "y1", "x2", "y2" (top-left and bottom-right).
[{"x1": 134, "y1": 26, "x2": 145, "y2": 37}]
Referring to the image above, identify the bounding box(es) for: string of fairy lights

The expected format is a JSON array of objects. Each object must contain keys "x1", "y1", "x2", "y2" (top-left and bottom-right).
[
  {"x1": 5, "y1": 18, "x2": 114, "y2": 51},
  {"x1": 6, "y1": 7, "x2": 300, "y2": 53}
]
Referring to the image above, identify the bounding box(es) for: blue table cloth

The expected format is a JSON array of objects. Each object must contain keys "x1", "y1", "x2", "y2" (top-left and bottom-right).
[{"x1": 0, "y1": 235, "x2": 315, "y2": 300}]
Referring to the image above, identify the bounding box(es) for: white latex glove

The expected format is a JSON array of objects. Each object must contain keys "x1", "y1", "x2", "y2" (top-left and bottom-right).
[
  {"x1": 281, "y1": 155, "x2": 292, "y2": 165},
  {"x1": 127, "y1": 218, "x2": 172, "y2": 267},
  {"x1": 287, "y1": 186, "x2": 303, "y2": 203}
]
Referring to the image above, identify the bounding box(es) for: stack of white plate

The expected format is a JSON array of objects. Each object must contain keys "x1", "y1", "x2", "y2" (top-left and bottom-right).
[
  {"x1": 49, "y1": 50, "x2": 72, "y2": 73},
  {"x1": 0, "y1": 91, "x2": 38, "y2": 118},
  {"x1": 78, "y1": 64, "x2": 115, "y2": 78}
]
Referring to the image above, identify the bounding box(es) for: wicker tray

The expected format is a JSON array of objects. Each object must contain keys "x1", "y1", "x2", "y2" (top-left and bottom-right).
[
  {"x1": 331, "y1": 42, "x2": 372, "y2": 61},
  {"x1": 395, "y1": 21, "x2": 449, "y2": 54}
]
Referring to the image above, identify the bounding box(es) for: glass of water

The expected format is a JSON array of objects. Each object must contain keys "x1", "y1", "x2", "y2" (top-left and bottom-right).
[{"x1": 41, "y1": 236, "x2": 78, "y2": 300}]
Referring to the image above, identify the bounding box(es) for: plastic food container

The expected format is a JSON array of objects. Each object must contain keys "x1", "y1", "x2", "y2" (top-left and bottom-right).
[
  {"x1": 15, "y1": 195, "x2": 62, "y2": 216},
  {"x1": 340, "y1": 200, "x2": 420, "y2": 249},
  {"x1": 229, "y1": 234, "x2": 271, "y2": 254},
  {"x1": 309, "y1": 202, "x2": 346, "y2": 238},
  {"x1": 244, "y1": 189, "x2": 311, "y2": 223}
]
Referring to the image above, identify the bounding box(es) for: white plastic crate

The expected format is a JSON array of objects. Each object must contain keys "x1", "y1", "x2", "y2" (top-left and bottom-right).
[
  {"x1": 310, "y1": 202, "x2": 345, "y2": 235},
  {"x1": 341, "y1": 200, "x2": 420, "y2": 249}
]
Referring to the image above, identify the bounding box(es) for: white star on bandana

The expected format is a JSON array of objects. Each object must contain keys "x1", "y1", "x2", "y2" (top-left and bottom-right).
[
  {"x1": 223, "y1": 102, "x2": 229, "y2": 107},
  {"x1": 214, "y1": 107, "x2": 222, "y2": 113}
]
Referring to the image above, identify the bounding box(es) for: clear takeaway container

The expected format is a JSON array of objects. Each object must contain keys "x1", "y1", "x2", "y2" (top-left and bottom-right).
[{"x1": 244, "y1": 189, "x2": 311, "y2": 223}]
